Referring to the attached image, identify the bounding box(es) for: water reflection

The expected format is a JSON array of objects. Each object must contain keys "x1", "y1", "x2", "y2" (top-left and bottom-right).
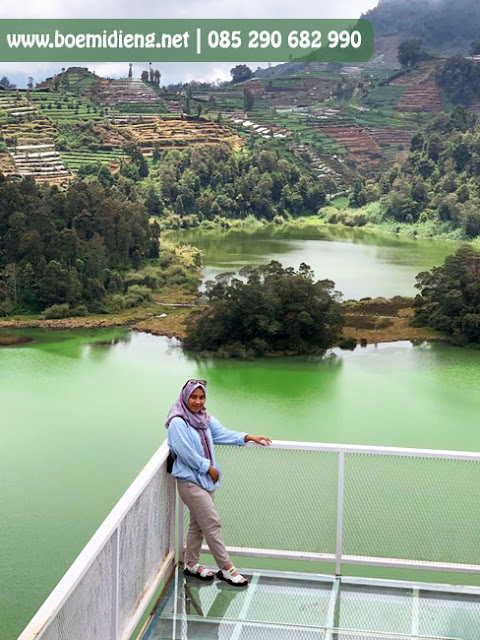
[{"x1": 167, "y1": 224, "x2": 460, "y2": 299}]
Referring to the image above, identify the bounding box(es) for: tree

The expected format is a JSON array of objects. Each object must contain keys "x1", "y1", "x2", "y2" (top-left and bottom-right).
[
  {"x1": 230, "y1": 65, "x2": 254, "y2": 84},
  {"x1": 243, "y1": 88, "x2": 254, "y2": 112},
  {"x1": 184, "y1": 261, "x2": 345, "y2": 357},
  {"x1": 128, "y1": 63, "x2": 133, "y2": 78},
  {"x1": 154, "y1": 69, "x2": 161, "y2": 85},
  {"x1": 0, "y1": 76, "x2": 15, "y2": 89},
  {"x1": 437, "y1": 56, "x2": 480, "y2": 105},
  {"x1": 27, "y1": 77, "x2": 34, "y2": 90},
  {"x1": 141, "y1": 70, "x2": 149, "y2": 82},
  {"x1": 470, "y1": 41, "x2": 480, "y2": 56},
  {"x1": 397, "y1": 39, "x2": 427, "y2": 69},
  {"x1": 413, "y1": 246, "x2": 480, "y2": 344}
]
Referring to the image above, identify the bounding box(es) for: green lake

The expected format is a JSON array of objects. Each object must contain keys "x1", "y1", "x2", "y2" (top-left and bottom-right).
[
  {"x1": 167, "y1": 223, "x2": 461, "y2": 298},
  {"x1": 1, "y1": 226, "x2": 479, "y2": 639}
]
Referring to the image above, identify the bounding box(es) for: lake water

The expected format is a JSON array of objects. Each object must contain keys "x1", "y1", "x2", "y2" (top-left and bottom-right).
[
  {"x1": 1, "y1": 227, "x2": 477, "y2": 639},
  {"x1": 167, "y1": 224, "x2": 461, "y2": 298},
  {"x1": 2, "y1": 330, "x2": 480, "y2": 639}
]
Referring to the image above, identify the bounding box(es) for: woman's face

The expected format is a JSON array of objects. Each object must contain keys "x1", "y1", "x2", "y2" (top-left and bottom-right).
[{"x1": 187, "y1": 387, "x2": 206, "y2": 413}]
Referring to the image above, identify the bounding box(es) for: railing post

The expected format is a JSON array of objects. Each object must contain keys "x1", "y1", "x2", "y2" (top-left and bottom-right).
[
  {"x1": 169, "y1": 476, "x2": 176, "y2": 557},
  {"x1": 111, "y1": 527, "x2": 120, "y2": 640},
  {"x1": 335, "y1": 451, "x2": 345, "y2": 577},
  {"x1": 176, "y1": 481, "x2": 185, "y2": 564}
]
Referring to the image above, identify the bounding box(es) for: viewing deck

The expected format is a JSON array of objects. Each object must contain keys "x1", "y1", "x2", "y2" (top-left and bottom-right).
[
  {"x1": 141, "y1": 568, "x2": 480, "y2": 640},
  {"x1": 18, "y1": 441, "x2": 480, "y2": 640}
]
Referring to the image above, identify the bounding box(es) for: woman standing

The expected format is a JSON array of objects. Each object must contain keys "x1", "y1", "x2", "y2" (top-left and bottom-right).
[{"x1": 166, "y1": 379, "x2": 271, "y2": 587}]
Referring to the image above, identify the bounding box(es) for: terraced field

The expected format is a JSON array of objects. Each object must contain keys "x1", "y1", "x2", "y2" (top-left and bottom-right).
[
  {"x1": 84, "y1": 78, "x2": 162, "y2": 107},
  {"x1": 61, "y1": 150, "x2": 125, "y2": 171},
  {"x1": 391, "y1": 63, "x2": 443, "y2": 113},
  {"x1": 11, "y1": 144, "x2": 71, "y2": 182},
  {"x1": 0, "y1": 92, "x2": 37, "y2": 120},
  {"x1": 36, "y1": 67, "x2": 97, "y2": 96},
  {"x1": 1, "y1": 117, "x2": 57, "y2": 147},
  {"x1": 29, "y1": 92, "x2": 106, "y2": 121},
  {"x1": 362, "y1": 85, "x2": 406, "y2": 110},
  {"x1": 114, "y1": 118, "x2": 242, "y2": 152},
  {"x1": 0, "y1": 92, "x2": 71, "y2": 182}
]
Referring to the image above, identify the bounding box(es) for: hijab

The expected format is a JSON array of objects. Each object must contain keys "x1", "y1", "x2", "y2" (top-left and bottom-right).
[{"x1": 165, "y1": 380, "x2": 213, "y2": 463}]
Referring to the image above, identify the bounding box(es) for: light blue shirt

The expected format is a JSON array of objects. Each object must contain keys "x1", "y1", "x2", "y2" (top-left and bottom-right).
[{"x1": 167, "y1": 415, "x2": 247, "y2": 491}]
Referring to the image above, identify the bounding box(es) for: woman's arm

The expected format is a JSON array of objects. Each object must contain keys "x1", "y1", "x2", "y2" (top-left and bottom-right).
[
  {"x1": 210, "y1": 417, "x2": 272, "y2": 446},
  {"x1": 209, "y1": 416, "x2": 247, "y2": 445},
  {"x1": 168, "y1": 417, "x2": 211, "y2": 474}
]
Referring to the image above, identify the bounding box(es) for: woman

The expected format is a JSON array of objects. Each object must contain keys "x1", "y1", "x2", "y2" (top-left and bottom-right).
[{"x1": 166, "y1": 379, "x2": 271, "y2": 587}]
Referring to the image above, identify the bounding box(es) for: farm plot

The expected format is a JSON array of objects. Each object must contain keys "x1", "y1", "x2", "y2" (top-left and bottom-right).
[
  {"x1": 114, "y1": 118, "x2": 242, "y2": 152},
  {"x1": 368, "y1": 127, "x2": 414, "y2": 163},
  {"x1": 84, "y1": 78, "x2": 162, "y2": 107},
  {"x1": 10, "y1": 144, "x2": 71, "y2": 182},
  {"x1": 30, "y1": 92, "x2": 106, "y2": 121},
  {"x1": 61, "y1": 150, "x2": 125, "y2": 171},
  {"x1": 391, "y1": 63, "x2": 443, "y2": 113},
  {"x1": 1, "y1": 117, "x2": 57, "y2": 147},
  {"x1": 316, "y1": 122, "x2": 382, "y2": 175},
  {"x1": 0, "y1": 92, "x2": 37, "y2": 119},
  {"x1": 362, "y1": 85, "x2": 406, "y2": 110}
]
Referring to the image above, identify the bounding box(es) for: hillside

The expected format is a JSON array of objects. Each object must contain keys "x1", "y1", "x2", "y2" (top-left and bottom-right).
[
  {"x1": 363, "y1": 0, "x2": 480, "y2": 50},
  {"x1": 0, "y1": 60, "x2": 451, "y2": 196}
]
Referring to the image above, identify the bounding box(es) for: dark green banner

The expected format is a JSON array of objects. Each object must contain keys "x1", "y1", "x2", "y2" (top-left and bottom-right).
[{"x1": 0, "y1": 19, "x2": 373, "y2": 62}]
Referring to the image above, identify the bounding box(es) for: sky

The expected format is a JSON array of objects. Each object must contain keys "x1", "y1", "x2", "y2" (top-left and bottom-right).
[{"x1": 0, "y1": 0, "x2": 380, "y2": 87}]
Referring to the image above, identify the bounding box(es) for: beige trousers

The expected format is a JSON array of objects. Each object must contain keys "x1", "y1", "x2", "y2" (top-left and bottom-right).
[{"x1": 177, "y1": 480, "x2": 230, "y2": 568}]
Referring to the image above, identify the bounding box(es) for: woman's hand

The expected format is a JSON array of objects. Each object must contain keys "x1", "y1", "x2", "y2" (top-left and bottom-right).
[
  {"x1": 245, "y1": 434, "x2": 272, "y2": 446},
  {"x1": 208, "y1": 466, "x2": 220, "y2": 483}
]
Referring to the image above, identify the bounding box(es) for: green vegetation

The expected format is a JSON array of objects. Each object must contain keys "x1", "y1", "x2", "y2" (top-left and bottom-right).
[
  {"x1": 362, "y1": 86, "x2": 406, "y2": 110},
  {"x1": 413, "y1": 246, "x2": 480, "y2": 345},
  {"x1": 145, "y1": 144, "x2": 327, "y2": 225},
  {"x1": 437, "y1": 56, "x2": 480, "y2": 106},
  {"x1": 183, "y1": 261, "x2": 345, "y2": 358},
  {"x1": 0, "y1": 176, "x2": 196, "y2": 317},
  {"x1": 397, "y1": 39, "x2": 430, "y2": 70},
  {"x1": 29, "y1": 92, "x2": 105, "y2": 121},
  {"x1": 354, "y1": 108, "x2": 480, "y2": 238}
]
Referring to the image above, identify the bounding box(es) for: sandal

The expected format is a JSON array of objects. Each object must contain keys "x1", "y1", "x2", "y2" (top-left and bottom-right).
[
  {"x1": 216, "y1": 565, "x2": 249, "y2": 587},
  {"x1": 183, "y1": 562, "x2": 214, "y2": 582}
]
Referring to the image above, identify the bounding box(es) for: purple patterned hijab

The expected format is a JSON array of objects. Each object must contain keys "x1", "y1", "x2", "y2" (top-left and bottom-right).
[{"x1": 165, "y1": 380, "x2": 213, "y2": 463}]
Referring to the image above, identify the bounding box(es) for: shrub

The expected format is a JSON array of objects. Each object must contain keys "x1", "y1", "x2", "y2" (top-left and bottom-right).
[
  {"x1": 43, "y1": 303, "x2": 72, "y2": 319},
  {"x1": 124, "y1": 285, "x2": 152, "y2": 308}
]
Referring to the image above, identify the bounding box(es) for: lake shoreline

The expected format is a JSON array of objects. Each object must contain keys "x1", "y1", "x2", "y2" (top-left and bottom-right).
[{"x1": 0, "y1": 296, "x2": 447, "y2": 350}]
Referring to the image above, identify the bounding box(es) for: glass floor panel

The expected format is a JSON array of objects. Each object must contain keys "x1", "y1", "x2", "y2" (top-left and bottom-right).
[{"x1": 141, "y1": 568, "x2": 480, "y2": 640}]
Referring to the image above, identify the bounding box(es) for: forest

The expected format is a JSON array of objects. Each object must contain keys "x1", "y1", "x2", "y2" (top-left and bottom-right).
[
  {"x1": 0, "y1": 176, "x2": 195, "y2": 317},
  {"x1": 354, "y1": 108, "x2": 480, "y2": 238}
]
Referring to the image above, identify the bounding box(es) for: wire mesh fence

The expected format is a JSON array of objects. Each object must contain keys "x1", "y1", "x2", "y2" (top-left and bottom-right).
[
  {"x1": 190, "y1": 443, "x2": 480, "y2": 574},
  {"x1": 18, "y1": 442, "x2": 175, "y2": 640}
]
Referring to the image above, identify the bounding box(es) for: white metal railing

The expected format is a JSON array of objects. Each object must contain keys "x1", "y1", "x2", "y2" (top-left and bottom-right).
[
  {"x1": 17, "y1": 439, "x2": 480, "y2": 640},
  {"x1": 194, "y1": 441, "x2": 480, "y2": 577},
  {"x1": 18, "y1": 441, "x2": 175, "y2": 640}
]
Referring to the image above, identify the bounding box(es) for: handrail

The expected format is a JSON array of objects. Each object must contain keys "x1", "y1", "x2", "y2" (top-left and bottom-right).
[
  {"x1": 243, "y1": 440, "x2": 480, "y2": 461},
  {"x1": 17, "y1": 439, "x2": 480, "y2": 640},
  {"x1": 18, "y1": 441, "x2": 172, "y2": 640}
]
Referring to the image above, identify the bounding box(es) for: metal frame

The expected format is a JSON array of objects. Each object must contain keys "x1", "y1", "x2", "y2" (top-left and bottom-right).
[
  {"x1": 243, "y1": 439, "x2": 480, "y2": 461},
  {"x1": 18, "y1": 441, "x2": 175, "y2": 640},
  {"x1": 17, "y1": 438, "x2": 480, "y2": 640},
  {"x1": 196, "y1": 440, "x2": 480, "y2": 577}
]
